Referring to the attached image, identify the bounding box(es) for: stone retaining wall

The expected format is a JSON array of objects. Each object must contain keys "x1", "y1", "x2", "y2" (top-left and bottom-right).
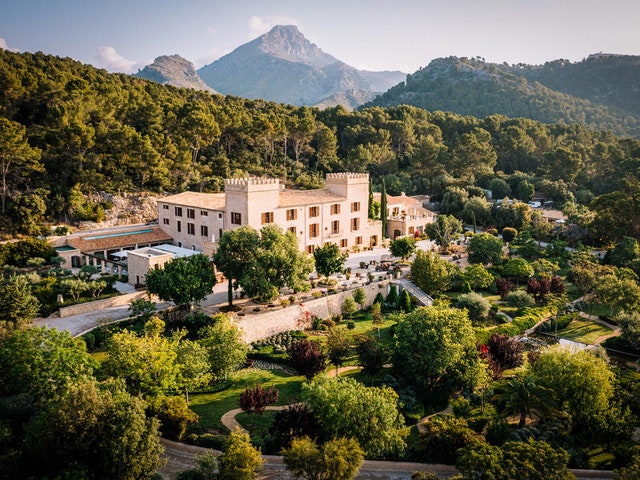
[
  {"x1": 59, "y1": 291, "x2": 148, "y2": 318},
  {"x1": 237, "y1": 281, "x2": 391, "y2": 344}
]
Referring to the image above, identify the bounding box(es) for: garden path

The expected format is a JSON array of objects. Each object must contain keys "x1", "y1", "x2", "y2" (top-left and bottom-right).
[{"x1": 220, "y1": 365, "x2": 362, "y2": 433}]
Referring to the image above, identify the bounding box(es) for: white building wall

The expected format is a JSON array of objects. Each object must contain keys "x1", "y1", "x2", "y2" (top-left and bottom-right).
[
  {"x1": 159, "y1": 173, "x2": 381, "y2": 254},
  {"x1": 158, "y1": 201, "x2": 224, "y2": 252}
]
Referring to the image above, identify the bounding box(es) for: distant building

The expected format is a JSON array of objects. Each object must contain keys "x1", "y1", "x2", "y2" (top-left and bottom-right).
[
  {"x1": 373, "y1": 191, "x2": 436, "y2": 239},
  {"x1": 157, "y1": 173, "x2": 382, "y2": 254}
]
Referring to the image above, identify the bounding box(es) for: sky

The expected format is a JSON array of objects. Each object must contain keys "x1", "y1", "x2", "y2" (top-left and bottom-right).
[{"x1": 1, "y1": 0, "x2": 639, "y2": 75}]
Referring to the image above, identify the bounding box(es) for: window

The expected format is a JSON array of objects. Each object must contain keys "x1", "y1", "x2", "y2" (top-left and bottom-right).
[
  {"x1": 286, "y1": 208, "x2": 297, "y2": 221},
  {"x1": 187, "y1": 223, "x2": 195, "y2": 235},
  {"x1": 351, "y1": 201, "x2": 361, "y2": 212},
  {"x1": 306, "y1": 245, "x2": 315, "y2": 254},
  {"x1": 175, "y1": 207, "x2": 183, "y2": 217},
  {"x1": 409, "y1": 226, "x2": 415, "y2": 234},
  {"x1": 392, "y1": 207, "x2": 399, "y2": 216},
  {"x1": 187, "y1": 208, "x2": 195, "y2": 219},
  {"x1": 331, "y1": 203, "x2": 341, "y2": 215},
  {"x1": 177, "y1": 221, "x2": 182, "y2": 233},
  {"x1": 309, "y1": 223, "x2": 319, "y2": 238},
  {"x1": 163, "y1": 218, "x2": 169, "y2": 225},
  {"x1": 200, "y1": 210, "x2": 208, "y2": 216},
  {"x1": 201, "y1": 225, "x2": 209, "y2": 237},
  {"x1": 231, "y1": 212, "x2": 242, "y2": 225},
  {"x1": 340, "y1": 239, "x2": 348, "y2": 248},
  {"x1": 162, "y1": 204, "x2": 169, "y2": 210},
  {"x1": 261, "y1": 212, "x2": 274, "y2": 224},
  {"x1": 218, "y1": 213, "x2": 223, "y2": 219},
  {"x1": 331, "y1": 220, "x2": 340, "y2": 235},
  {"x1": 288, "y1": 226, "x2": 297, "y2": 235},
  {"x1": 356, "y1": 236, "x2": 363, "y2": 245},
  {"x1": 309, "y1": 206, "x2": 319, "y2": 217},
  {"x1": 351, "y1": 217, "x2": 360, "y2": 231}
]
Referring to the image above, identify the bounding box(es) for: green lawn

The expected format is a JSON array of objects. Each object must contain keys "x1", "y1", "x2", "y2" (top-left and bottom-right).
[
  {"x1": 557, "y1": 318, "x2": 613, "y2": 345},
  {"x1": 189, "y1": 368, "x2": 304, "y2": 432},
  {"x1": 235, "y1": 410, "x2": 278, "y2": 438}
]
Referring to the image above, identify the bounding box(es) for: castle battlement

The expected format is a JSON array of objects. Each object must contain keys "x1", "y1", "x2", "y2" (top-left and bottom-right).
[
  {"x1": 326, "y1": 172, "x2": 369, "y2": 183},
  {"x1": 225, "y1": 177, "x2": 281, "y2": 192}
]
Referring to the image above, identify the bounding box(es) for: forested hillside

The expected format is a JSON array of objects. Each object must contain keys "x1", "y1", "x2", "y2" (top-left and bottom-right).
[
  {"x1": 365, "y1": 56, "x2": 640, "y2": 138},
  {"x1": 515, "y1": 55, "x2": 640, "y2": 119},
  {"x1": 2, "y1": 50, "x2": 640, "y2": 244}
]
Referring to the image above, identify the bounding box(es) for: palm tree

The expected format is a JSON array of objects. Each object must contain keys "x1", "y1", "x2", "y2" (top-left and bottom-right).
[{"x1": 492, "y1": 372, "x2": 556, "y2": 428}]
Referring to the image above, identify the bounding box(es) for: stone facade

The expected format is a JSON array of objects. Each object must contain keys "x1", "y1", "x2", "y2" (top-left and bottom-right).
[
  {"x1": 157, "y1": 192, "x2": 226, "y2": 252},
  {"x1": 158, "y1": 173, "x2": 381, "y2": 254},
  {"x1": 127, "y1": 247, "x2": 173, "y2": 286},
  {"x1": 236, "y1": 281, "x2": 391, "y2": 344},
  {"x1": 374, "y1": 191, "x2": 435, "y2": 239}
]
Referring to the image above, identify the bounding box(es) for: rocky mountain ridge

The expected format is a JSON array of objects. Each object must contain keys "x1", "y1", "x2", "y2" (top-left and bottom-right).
[
  {"x1": 133, "y1": 55, "x2": 216, "y2": 93},
  {"x1": 196, "y1": 25, "x2": 405, "y2": 109}
]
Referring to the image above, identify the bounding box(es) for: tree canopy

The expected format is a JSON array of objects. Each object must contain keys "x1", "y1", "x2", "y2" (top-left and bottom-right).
[
  {"x1": 238, "y1": 224, "x2": 314, "y2": 302},
  {"x1": 146, "y1": 253, "x2": 216, "y2": 306},
  {"x1": 313, "y1": 242, "x2": 348, "y2": 280},
  {"x1": 302, "y1": 375, "x2": 406, "y2": 459},
  {"x1": 392, "y1": 306, "x2": 483, "y2": 393}
]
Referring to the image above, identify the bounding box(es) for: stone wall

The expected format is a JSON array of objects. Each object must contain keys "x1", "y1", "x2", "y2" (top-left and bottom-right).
[
  {"x1": 237, "y1": 281, "x2": 391, "y2": 344},
  {"x1": 59, "y1": 291, "x2": 148, "y2": 318}
]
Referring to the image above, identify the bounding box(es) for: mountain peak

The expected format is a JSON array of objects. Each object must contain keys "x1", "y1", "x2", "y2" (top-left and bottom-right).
[
  {"x1": 256, "y1": 24, "x2": 337, "y2": 68},
  {"x1": 134, "y1": 55, "x2": 216, "y2": 93},
  {"x1": 197, "y1": 25, "x2": 406, "y2": 109}
]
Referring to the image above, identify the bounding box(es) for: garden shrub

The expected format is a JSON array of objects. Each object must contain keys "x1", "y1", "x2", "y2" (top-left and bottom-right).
[
  {"x1": 322, "y1": 319, "x2": 336, "y2": 329},
  {"x1": 83, "y1": 332, "x2": 96, "y2": 351},
  {"x1": 505, "y1": 290, "x2": 535, "y2": 310},
  {"x1": 451, "y1": 397, "x2": 473, "y2": 418},
  {"x1": 197, "y1": 433, "x2": 227, "y2": 449},
  {"x1": 455, "y1": 292, "x2": 490, "y2": 322},
  {"x1": 494, "y1": 314, "x2": 509, "y2": 324},
  {"x1": 537, "y1": 312, "x2": 579, "y2": 333},
  {"x1": 512, "y1": 306, "x2": 554, "y2": 332},
  {"x1": 148, "y1": 395, "x2": 198, "y2": 441}
]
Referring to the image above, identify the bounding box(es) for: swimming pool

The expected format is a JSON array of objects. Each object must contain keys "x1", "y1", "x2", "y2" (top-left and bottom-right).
[{"x1": 83, "y1": 229, "x2": 153, "y2": 240}]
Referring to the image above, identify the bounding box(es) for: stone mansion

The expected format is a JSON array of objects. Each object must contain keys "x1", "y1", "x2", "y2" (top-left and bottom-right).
[
  {"x1": 49, "y1": 172, "x2": 435, "y2": 287},
  {"x1": 157, "y1": 173, "x2": 382, "y2": 254}
]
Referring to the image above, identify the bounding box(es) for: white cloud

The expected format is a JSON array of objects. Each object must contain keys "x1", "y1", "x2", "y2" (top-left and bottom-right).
[
  {"x1": 96, "y1": 46, "x2": 139, "y2": 73},
  {"x1": 247, "y1": 15, "x2": 301, "y2": 39},
  {"x1": 0, "y1": 37, "x2": 19, "y2": 52}
]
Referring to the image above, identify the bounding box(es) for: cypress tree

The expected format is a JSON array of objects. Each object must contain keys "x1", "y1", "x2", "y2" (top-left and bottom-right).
[
  {"x1": 380, "y1": 178, "x2": 388, "y2": 238},
  {"x1": 368, "y1": 180, "x2": 376, "y2": 219},
  {"x1": 399, "y1": 289, "x2": 412, "y2": 313}
]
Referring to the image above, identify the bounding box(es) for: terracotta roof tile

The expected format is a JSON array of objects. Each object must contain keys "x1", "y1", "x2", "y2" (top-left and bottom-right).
[{"x1": 65, "y1": 226, "x2": 173, "y2": 253}]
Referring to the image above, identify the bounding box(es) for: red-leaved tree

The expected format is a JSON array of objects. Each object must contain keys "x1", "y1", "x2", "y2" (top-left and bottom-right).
[
  {"x1": 287, "y1": 339, "x2": 327, "y2": 380},
  {"x1": 239, "y1": 383, "x2": 279, "y2": 423}
]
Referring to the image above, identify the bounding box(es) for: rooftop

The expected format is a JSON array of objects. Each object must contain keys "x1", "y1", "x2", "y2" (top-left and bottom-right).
[
  {"x1": 63, "y1": 225, "x2": 173, "y2": 253},
  {"x1": 159, "y1": 192, "x2": 226, "y2": 210},
  {"x1": 278, "y1": 188, "x2": 345, "y2": 207},
  {"x1": 373, "y1": 192, "x2": 423, "y2": 206}
]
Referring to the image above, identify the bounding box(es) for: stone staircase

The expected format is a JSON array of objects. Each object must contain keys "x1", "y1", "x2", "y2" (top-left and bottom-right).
[{"x1": 392, "y1": 278, "x2": 434, "y2": 306}]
